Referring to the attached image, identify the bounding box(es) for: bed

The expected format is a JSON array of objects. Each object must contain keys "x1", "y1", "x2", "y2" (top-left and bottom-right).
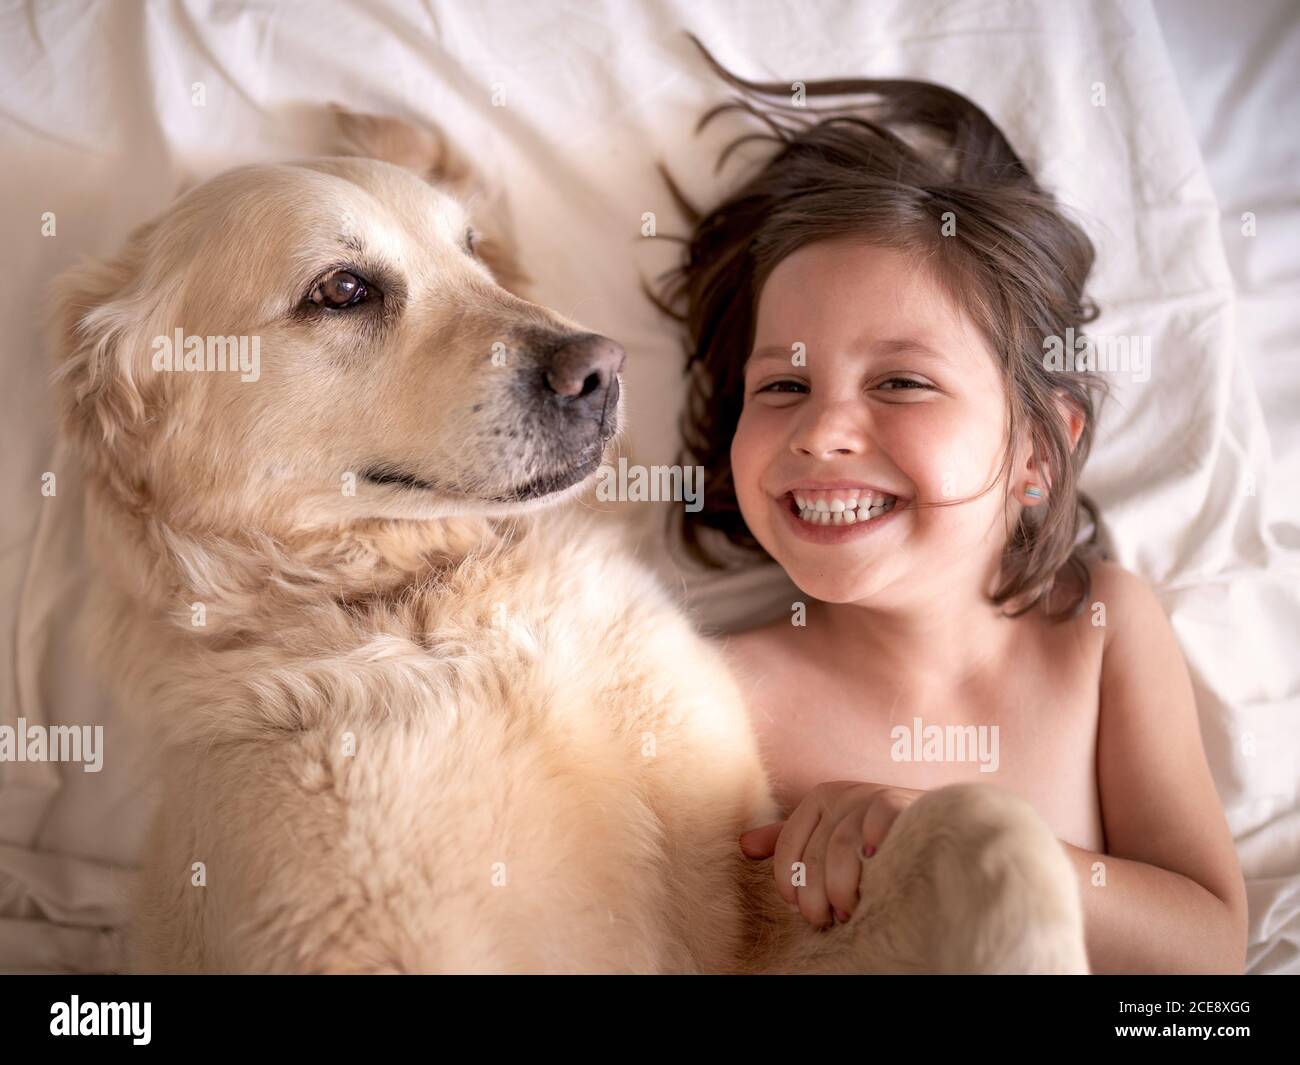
[{"x1": 1, "y1": 0, "x2": 1296, "y2": 973}]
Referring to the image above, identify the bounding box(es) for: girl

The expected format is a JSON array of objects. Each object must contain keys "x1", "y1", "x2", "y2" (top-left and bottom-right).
[{"x1": 652, "y1": 41, "x2": 1247, "y2": 974}]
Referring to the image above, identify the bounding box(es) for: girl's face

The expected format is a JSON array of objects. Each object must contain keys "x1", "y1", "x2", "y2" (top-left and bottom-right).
[{"x1": 732, "y1": 239, "x2": 1026, "y2": 606}]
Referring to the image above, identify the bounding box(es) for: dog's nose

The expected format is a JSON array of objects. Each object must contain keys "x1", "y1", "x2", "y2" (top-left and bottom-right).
[{"x1": 543, "y1": 334, "x2": 627, "y2": 402}]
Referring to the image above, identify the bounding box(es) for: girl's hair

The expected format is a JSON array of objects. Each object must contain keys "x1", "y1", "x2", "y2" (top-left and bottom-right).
[{"x1": 648, "y1": 35, "x2": 1108, "y2": 620}]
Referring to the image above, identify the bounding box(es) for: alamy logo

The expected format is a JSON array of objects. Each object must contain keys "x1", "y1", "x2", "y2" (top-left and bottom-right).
[
  {"x1": 0, "y1": 717, "x2": 103, "y2": 772},
  {"x1": 151, "y1": 328, "x2": 261, "y2": 382},
  {"x1": 890, "y1": 715, "x2": 999, "y2": 773},
  {"x1": 594, "y1": 457, "x2": 704, "y2": 512},
  {"x1": 50, "y1": 997, "x2": 151, "y2": 1045},
  {"x1": 1042, "y1": 326, "x2": 1150, "y2": 383}
]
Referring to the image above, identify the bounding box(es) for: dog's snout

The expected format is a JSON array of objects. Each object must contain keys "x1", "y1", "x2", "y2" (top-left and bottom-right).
[{"x1": 543, "y1": 334, "x2": 626, "y2": 402}]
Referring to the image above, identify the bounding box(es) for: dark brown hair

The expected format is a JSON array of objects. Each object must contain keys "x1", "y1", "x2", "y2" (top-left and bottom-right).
[{"x1": 648, "y1": 36, "x2": 1108, "y2": 619}]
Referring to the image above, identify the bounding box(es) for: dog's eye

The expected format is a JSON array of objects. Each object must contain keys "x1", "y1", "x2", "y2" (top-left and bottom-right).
[
  {"x1": 464, "y1": 226, "x2": 478, "y2": 258},
  {"x1": 308, "y1": 270, "x2": 373, "y2": 310}
]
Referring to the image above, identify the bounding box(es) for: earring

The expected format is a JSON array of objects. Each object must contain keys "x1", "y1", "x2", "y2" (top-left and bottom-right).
[{"x1": 1024, "y1": 484, "x2": 1043, "y2": 501}]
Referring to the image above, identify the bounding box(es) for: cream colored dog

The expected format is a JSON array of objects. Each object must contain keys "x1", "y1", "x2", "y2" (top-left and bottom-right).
[{"x1": 49, "y1": 111, "x2": 1089, "y2": 974}]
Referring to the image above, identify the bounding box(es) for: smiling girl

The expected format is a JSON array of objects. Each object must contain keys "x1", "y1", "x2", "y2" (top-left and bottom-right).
[{"x1": 652, "y1": 44, "x2": 1247, "y2": 973}]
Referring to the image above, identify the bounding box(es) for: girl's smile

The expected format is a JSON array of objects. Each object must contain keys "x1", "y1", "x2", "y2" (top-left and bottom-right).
[{"x1": 775, "y1": 487, "x2": 906, "y2": 545}]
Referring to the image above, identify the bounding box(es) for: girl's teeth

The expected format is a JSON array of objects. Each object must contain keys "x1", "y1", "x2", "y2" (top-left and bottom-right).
[{"x1": 792, "y1": 493, "x2": 897, "y2": 526}]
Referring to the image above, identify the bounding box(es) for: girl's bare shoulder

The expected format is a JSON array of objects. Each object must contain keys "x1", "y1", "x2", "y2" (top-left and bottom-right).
[
  {"x1": 1080, "y1": 556, "x2": 1157, "y2": 643},
  {"x1": 1038, "y1": 554, "x2": 1136, "y2": 637}
]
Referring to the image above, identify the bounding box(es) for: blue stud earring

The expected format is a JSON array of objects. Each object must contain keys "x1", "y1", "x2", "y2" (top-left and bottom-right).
[{"x1": 1025, "y1": 484, "x2": 1043, "y2": 500}]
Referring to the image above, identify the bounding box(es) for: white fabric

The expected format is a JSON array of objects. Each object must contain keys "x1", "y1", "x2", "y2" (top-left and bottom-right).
[
  {"x1": 1, "y1": 0, "x2": 1295, "y2": 973},
  {"x1": 1152, "y1": 0, "x2": 1300, "y2": 976}
]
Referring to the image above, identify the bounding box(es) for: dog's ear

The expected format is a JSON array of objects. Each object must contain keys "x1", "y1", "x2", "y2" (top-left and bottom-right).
[
  {"x1": 329, "y1": 105, "x2": 531, "y2": 298},
  {"x1": 48, "y1": 220, "x2": 178, "y2": 486},
  {"x1": 330, "y1": 105, "x2": 474, "y2": 189}
]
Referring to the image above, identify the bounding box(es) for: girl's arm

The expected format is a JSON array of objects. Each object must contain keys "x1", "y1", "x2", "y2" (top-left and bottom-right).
[{"x1": 1070, "y1": 562, "x2": 1248, "y2": 973}]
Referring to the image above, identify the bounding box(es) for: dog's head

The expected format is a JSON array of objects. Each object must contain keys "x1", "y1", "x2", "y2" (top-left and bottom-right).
[{"x1": 52, "y1": 148, "x2": 623, "y2": 535}]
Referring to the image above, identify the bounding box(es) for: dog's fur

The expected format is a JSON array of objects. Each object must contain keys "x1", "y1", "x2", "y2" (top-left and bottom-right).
[{"x1": 50, "y1": 111, "x2": 1089, "y2": 973}]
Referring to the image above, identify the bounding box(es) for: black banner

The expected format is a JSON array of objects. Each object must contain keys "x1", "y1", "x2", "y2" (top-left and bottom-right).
[{"x1": 0, "y1": 974, "x2": 1289, "y2": 1052}]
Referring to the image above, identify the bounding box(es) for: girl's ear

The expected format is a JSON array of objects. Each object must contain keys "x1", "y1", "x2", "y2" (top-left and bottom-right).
[
  {"x1": 1021, "y1": 390, "x2": 1085, "y2": 498},
  {"x1": 1053, "y1": 388, "x2": 1086, "y2": 452}
]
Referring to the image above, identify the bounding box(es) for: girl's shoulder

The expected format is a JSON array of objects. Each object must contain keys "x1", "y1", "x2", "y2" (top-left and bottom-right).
[
  {"x1": 1076, "y1": 556, "x2": 1164, "y2": 649},
  {"x1": 1037, "y1": 553, "x2": 1151, "y2": 633},
  {"x1": 1064, "y1": 556, "x2": 1191, "y2": 717}
]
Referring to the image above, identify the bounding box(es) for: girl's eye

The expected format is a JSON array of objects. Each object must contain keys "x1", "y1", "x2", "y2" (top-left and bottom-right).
[{"x1": 753, "y1": 377, "x2": 933, "y2": 396}]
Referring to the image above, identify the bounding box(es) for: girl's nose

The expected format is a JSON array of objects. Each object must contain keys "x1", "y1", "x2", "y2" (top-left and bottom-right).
[{"x1": 789, "y1": 403, "x2": 864, "y2": 459}]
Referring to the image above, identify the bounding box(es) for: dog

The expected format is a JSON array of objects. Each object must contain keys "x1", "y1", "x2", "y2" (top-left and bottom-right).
[{"x1": 49, "y1": 109, "x2": 1089, "y2": 973}]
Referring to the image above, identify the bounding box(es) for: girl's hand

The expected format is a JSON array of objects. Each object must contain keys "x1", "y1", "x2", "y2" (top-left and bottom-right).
[{"x1": 738, "y1": 781, "x2": 925, "y2": 929}]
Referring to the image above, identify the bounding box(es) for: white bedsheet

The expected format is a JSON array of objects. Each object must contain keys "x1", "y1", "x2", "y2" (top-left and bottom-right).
[
  {"x1": 1, "y1": 0, "x2": 1296, "y2": 973},
  {"x1": 1152, "y1": 0, "x2": 1300, "y2": 975}
]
